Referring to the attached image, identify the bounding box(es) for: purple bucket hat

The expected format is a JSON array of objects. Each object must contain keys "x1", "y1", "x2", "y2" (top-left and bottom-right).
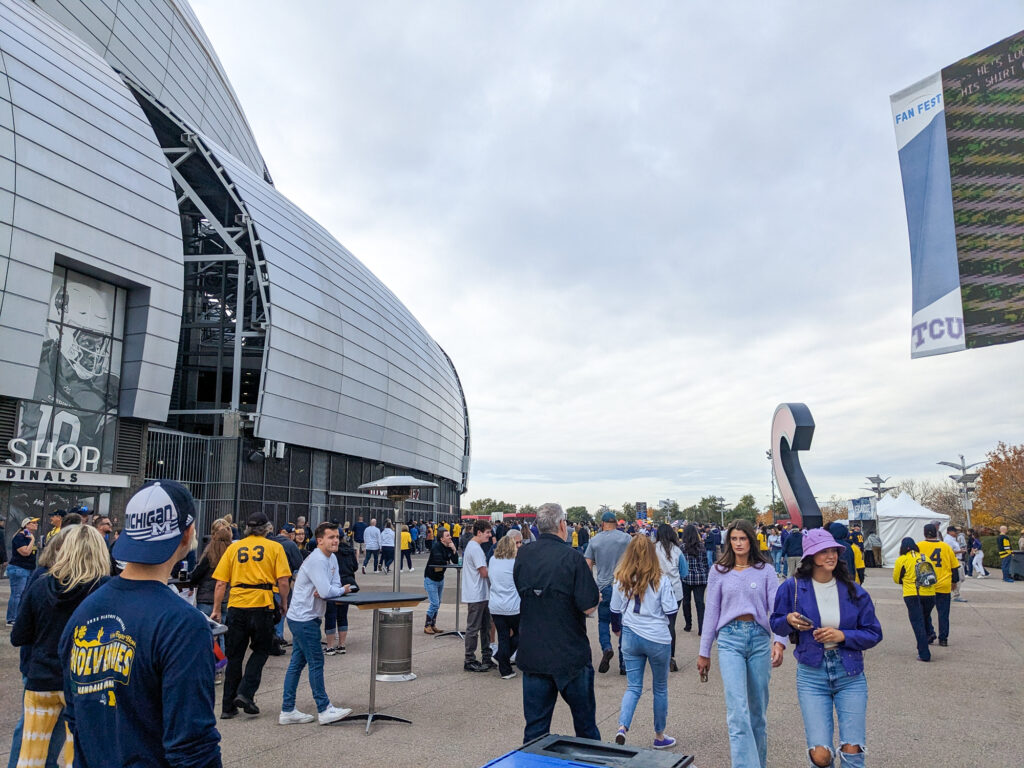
[{"x1": 801, "y1": 528, "x2": 845, "y2": 558}]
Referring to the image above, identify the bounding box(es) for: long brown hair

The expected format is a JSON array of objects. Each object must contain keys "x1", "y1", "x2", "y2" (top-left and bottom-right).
[
  {"x1": 200, "y1": 525, "x2": 233, "y2": 569},
  {"x1": 614, "y1": 535, "x2": 662, "y2": 602},
  {"x1": 715, "y1": 519, "x2": 770, "y2": 573}
]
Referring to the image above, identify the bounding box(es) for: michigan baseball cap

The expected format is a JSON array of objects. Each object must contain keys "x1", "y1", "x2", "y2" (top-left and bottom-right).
[
  {"x1": 113, "y1": 480, "x2": 195, "y2": 565},
  {"x1": 21, "y1": 517, "x2": 39, "y2": 527}
]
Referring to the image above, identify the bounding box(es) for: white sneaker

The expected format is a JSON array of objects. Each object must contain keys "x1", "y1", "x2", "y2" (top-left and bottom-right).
[
  {"x1": 490, "y1": 642, "x2": 499, "y2": 656},
  {"x1": 510, "y1": 650, "x2": 517, "y2": 664},
  {"x1": 279, "y1": 709, "x2": 315, "y2": 725},
  {"x1": 318, "y1": 705, "x2": 352, "y2": 725}
]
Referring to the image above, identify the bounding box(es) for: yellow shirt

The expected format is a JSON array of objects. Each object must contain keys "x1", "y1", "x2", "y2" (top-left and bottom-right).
[
  {"x1": 453, "y1": 523, "x2": 462, "y2": 538},
  {"x1": 757, "y1": 533, "x2": 769, "y2": 551},
  {"x1": 212, "y1": 535, "x2": 291, "y2": 609},
  {"x1": 916, "y1": 540, "x2": 959, "y2": 594},
  {"x1": 401, "y1": 531, "x2": 412, "y2": 551},
  {"x1": 571, "y1": 530, "x2": 578, "y2": 547},
  {"x1": 893, "y1": 551, "x2": 937, "y2": 597}
]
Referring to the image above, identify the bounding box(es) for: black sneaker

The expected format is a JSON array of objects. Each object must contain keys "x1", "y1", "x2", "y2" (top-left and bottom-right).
[
  {"x1": 598, "y1": 649, "x2": 614, "y2": 673},
  {"x1": 464, "y1": 661, "x2": 487, "y2": 673},
  {"x1": 233, "y1": 695, "x2": 260, "y2": 715},
  {"x1": 337, "y1": 645, "x2": 346, "y2": 654},
  {"x1": 221, "y1": 708, "x2": 239, "y2": 720},
  {"x1": 619, "y1": 667, "x2": 626, "y2": 676},
  {"x1": 938, "y1": 639, "x2": 948, "y2": 647},
  {"x1": 480, "y1": 658, "x2": 497, "y2": 670}
]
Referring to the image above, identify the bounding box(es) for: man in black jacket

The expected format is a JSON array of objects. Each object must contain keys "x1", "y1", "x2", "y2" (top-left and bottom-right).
[{"x1": 513, "y1": 503, "x2": 600, "y2": 743}]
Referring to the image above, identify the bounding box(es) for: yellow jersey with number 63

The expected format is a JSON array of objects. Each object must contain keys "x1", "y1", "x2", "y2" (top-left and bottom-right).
[
  {"x1": 916, "y1": 540, "x2": 959, "y2": 594},
  {"x1": 212, "y1": 535, "x2": 291, "y2": 609}
]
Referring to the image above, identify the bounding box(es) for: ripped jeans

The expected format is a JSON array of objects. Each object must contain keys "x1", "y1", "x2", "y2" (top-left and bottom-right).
[{"x1": 796, "y1": 650, "x2": 867, "y2": 768}]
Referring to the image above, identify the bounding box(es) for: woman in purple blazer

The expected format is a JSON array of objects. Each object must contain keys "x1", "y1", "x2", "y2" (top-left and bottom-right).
[{"x1": 771, "y1": 528, "x2": 882, "y2": 768}]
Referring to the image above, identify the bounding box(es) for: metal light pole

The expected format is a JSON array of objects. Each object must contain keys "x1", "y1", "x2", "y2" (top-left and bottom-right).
[
  {"x1": 766, "y1": 449, "x2": 776, "y2": 522},
  {"x1": 861, "y1": 475, "x2": 894, "y2": 499},
  {"x1": 938, "y1": 455, "x2": 983, "y2": 530}
]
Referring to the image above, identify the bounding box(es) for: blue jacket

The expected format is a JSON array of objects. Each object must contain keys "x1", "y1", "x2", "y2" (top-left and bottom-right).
[
  {"x1": 770, "y1": 576, "x2": 882, "y2": 676},
  {"x1": 781, "y1": 530, "x2": 803, "y2": 557},
  {"x1": 828, "y1": 523, "x2": 857, "y2": 575}
]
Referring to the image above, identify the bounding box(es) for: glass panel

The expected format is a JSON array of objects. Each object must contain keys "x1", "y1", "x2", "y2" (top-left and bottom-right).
[
  {"x1": 32, "y1": 324, "x2": 60, "y2": 402},
  {"x1": 107, "y1": 340, "x2": 122, "y2": 410},
  {"x1": 312, "y1": 451, "x2": 328, "y2": 490},
  {"x1": 330, "y1": 455, "x2": 346, "y2": 491},
  {"x1": 47, "y1": 268, "x2": 66, "y2": 323},
  {"x1": 63, "y1": 271, "x2": 116, "y2": 335},
  {"x1": 55, "y1": 330, "x2": 112, "y2": 411},
  {"x1": 112, "y1": 286, "x2": 126, "y2": 340},
  {"x1": 290, "y1": 447, "x2": 310, "y2": 488}
]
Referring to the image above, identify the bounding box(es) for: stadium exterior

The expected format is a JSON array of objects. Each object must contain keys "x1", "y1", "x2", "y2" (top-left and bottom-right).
[{"x1": 0, "y1": 0, "x2": 471, "y2": 543}]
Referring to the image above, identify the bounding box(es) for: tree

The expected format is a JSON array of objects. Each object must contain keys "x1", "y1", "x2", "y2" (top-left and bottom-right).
[
  {"x1": 566, "y1": 506, "x2": 592, "y2": 526},
  {"x1": 688, "y1": 496, "x2": 724, "y2": 524},
  {"x1": 765, "y1": 499, "x2": 786, "y2": 522},
  {"x1": 621, "y1": 502, "x2": 636, "y2": 523},
  {"x1": 888, "y1": 478, "x2": 968, "y2": 527},
  {"x1": 468, "y1": 498, "x2": 516, "y2": 519},
  {"x1": 731, "y1": 494, "x2": 759, "y2": 524},
  {"x1": 519, "y1": 504, "x2": 538, "y2": 519},
  {"x1": 973, "y1": 442, "x2": 1024, "y2": 528},
  {"x1": 821, "y1": 495, "x2": 848, "y2": 526}
]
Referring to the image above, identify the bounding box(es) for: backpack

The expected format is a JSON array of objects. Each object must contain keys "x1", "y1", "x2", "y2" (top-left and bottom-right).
[{"x1": 915, "y1": 555, "x2": 938, "y2": 588}]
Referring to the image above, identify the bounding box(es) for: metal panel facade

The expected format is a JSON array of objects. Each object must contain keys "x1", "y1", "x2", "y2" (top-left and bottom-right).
[
  {"x1": 0, "y1": 0, "x2": 183, "y2": 421},
  {"x1": 203, "y1": 144, "x2": 469, "y2": 485},
  {"x1": 33, "y1": 0, "x2": 269, "y2": 179}
]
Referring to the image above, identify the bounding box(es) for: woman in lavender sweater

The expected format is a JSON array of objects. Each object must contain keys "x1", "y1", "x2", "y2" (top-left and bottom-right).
[{"x1": 697, "y1": 519, "x2": 787, "y2": 768}]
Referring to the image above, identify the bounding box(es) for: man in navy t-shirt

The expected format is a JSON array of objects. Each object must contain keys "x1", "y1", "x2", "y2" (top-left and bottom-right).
[{"x1": 60, "y1": 481, "x2": 221, "y2": 767}]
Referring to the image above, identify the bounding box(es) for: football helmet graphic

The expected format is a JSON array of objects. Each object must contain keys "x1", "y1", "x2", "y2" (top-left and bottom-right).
[{"x1": 49, "y1": 280, "x2": 112, "y2": 381}]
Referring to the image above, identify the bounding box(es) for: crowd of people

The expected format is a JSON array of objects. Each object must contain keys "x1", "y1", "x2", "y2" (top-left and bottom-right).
[{"x1": 2, "y1": 486, "x2": 1019, "y2": 767}]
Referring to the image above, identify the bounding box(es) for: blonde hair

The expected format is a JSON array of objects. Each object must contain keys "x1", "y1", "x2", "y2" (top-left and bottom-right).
[
  {"x1": 48, "y1": 525, "x2": 110, "y2": 592},
  {"x1": 37, "y1": 526, "x2": 74, "y2": 570},
  {"x1": 200, "y1": 525, "x2": 233, "y2": 570},
  {"x1": 493, "y1": 530, "x2": 522, "y2": 559},
  {"x1": 613, "y1": 535, "x2": 661, "y2": 603}
]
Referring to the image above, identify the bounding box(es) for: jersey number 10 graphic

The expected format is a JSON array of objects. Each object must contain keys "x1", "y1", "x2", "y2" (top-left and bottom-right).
[{"x1": 770, "y1": 403, "x2": 822, "y2": 530}]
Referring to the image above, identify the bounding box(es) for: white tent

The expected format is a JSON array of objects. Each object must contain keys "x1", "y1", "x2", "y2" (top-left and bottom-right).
[{"x1": 876, "y1": 494, "x2": 950, "y2": 567}]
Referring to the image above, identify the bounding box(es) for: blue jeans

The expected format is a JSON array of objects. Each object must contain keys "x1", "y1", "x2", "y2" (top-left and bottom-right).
[
  {"x1": 619, "y1": 628, "x2": 670, "y2": 734},
  {"x1": 274, "y1": 593, "x2": 284, "y2": 639},
  {"x1": 932, "y1": 592, "x2": 950, "y2": 642},
  {"x1": 521, "y1": 665, "x2": 599, "y2": 743},
  {"x1": 597, "y1": 585, "x2": 622, "y2": 668},
  {"x1": 706, "y1": 550, "x2": 715, "y2": 568},
  {"x1": 796, "y1": 651, "x2": 867, "y2": 768},
  {"x1": 1002, "y1": 556, "x2": 1013, "y2": 581},
  {"x1": 903, "y1": 596, "x2": 931, "y2": 661},
  {"x1": 424, "y1": 577, "x2": 444, "y2": 619},
  {"x1": 716, "y1": 620, "x2": 771, "y2": 768},
  {"x1": 282, "y1": 618, "x2": 330, "y2": 713},
  {"x1": 771, "y1": 550, "x2": 783, "y2": 575},
  {"x1": 363, "y1": 548, "x2": 380, "y2": 570},
  {"x1": 6, "y1": 565, "x2": 31, "y2": 623}
]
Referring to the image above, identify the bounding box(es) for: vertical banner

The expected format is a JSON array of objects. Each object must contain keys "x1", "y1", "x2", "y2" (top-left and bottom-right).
[
  {"x1": 892, "y1": 30, "x2": 1024, "y2": 358},
  {"x1": 891, "y1": 74, "x2": 966, "y2": 357}
]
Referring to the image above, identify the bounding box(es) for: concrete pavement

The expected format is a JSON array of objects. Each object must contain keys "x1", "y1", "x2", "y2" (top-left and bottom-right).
[{"x1": 1, "y1": 554, "x2": 1021, "y2": 767}]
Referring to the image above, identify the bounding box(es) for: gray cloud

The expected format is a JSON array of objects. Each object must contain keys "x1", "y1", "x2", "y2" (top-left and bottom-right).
[{"x1": 193, "y1": 0, "x2": 1024, "y2": 509}]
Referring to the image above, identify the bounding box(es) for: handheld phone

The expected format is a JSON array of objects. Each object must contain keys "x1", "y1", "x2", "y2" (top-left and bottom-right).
[{"x1": 794, "y1": 613, "x2": 814, "y2": 627}]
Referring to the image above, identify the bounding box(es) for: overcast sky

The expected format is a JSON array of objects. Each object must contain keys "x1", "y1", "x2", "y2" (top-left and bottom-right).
[{"x1": 192, "y1": 1, "x2": 1024, "y2": 512}]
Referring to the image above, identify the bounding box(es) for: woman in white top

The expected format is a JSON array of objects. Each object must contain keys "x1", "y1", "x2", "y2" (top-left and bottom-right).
[
  {"x1": 487, "y1": 530, "x2": 522, "y2": 679},
  {"x1": 610, "y1": 535, "x2": 679, "y2": 750},
  {"x1": 654, "y1": 524, "x2": 684, "y2": 672},
  {"x1": 379, "y1": 521, "x2": 396, "y2": 574}
]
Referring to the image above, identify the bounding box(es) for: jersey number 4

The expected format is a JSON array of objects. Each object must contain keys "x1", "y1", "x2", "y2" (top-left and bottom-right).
[
  {"x1": 929, "y1": 549, "x2": 942, "y2": 569},
  {"x1": 237, "y1": 545, "x2": 265, "y2": 563}
]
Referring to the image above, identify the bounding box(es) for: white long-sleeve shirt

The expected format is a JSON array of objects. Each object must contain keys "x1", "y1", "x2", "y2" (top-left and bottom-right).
[
  {"x1": 287, "y1": 548, "x2": 345, "y2": 622},
  {"x1": 363, "y1": 525, "x2": 381, "y2": 550}
]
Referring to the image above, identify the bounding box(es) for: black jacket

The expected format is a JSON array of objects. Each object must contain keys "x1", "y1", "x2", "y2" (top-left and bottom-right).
[
  {"x1": 11, "y1": 573, "x2": 107, "y2": 691},
  {"x1": 425, "y1": 539, "x2": 459, "y2": 582},
  {"x1": 337, "y1": 540, "x2": 359, "y2": 587}
]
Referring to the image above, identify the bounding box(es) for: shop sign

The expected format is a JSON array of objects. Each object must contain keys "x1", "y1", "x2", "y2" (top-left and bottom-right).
[{"x1": 3, "y1": 439, "x2": 130, "y2": 487}]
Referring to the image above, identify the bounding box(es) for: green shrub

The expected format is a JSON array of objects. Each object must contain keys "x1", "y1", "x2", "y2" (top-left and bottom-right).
[{"x1": 980, "y1": 536, "x2": 1002, "y2": 569}]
